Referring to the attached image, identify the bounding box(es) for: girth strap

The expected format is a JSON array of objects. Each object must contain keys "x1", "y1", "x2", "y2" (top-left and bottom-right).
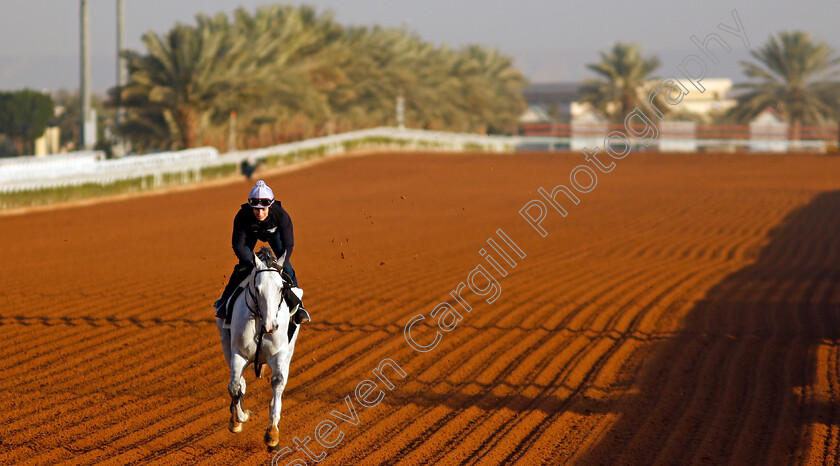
[{"x1": 255, "y1": 326, "x2": 265, "y2": 378}]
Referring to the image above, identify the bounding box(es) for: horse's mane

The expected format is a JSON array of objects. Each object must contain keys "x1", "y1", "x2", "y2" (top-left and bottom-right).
[
  {"x1": 256, "y1": 247, "x2": 275, "y2": 263},
  {"x1": 256, "y1": 247, "x2": 283, "y2": 271}
]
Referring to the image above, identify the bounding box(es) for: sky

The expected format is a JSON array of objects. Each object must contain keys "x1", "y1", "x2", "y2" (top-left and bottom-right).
[{"x1": 1, "y1": 0, "x2": 839, "y2": 93}]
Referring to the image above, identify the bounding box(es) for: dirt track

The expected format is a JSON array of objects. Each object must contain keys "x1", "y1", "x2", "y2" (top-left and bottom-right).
[{"x1": 2, "y1": 151, "x2": 840, "y2": 465}]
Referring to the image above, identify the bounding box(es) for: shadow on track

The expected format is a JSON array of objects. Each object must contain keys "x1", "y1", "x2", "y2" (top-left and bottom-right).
[{"x1": 579, "y1": 190, "x2": 840, "y2": 464}]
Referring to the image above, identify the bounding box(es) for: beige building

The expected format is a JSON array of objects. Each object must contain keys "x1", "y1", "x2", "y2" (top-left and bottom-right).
[
  {"x1": 34, "y1": 126, "x2": 61, "y2": 156},
  {"x1": 521, "y1": 78, "x2": 737, "y2": 124},
  {"x1": 663, "y1": 78, "x2": 736, "y2": 120}
]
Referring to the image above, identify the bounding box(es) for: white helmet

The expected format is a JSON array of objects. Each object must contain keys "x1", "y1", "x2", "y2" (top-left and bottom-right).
[{"x1": 248, "y1": 180, "x2": 274, "y2": 208}]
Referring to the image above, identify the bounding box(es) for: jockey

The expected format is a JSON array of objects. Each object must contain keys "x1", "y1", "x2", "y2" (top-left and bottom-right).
[{"x1": 214, "y1": 180, "x2": 311, "y2": 324}]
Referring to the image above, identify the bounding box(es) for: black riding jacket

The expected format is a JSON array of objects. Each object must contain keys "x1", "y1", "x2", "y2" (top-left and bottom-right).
[{"x1": 232, "y1": 201, "x2": 294, "y2": 264}]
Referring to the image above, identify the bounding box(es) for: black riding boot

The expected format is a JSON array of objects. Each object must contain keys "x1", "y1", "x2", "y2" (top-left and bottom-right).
[
  {"x1": 281, "y1": 285, "x2": 310, "y2": 324},
  {"x1": 214, "y1": 263, "x2": 252, "y2": 318}
]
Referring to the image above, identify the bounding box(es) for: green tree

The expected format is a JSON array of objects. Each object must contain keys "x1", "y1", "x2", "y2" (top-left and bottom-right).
[
  {"x1": 0, "y1": 89, "x2": 55, "y2": 155},
  {"x1": 327, "y1": 30, "x2": 525, "y2": 134},
  {"x1": 118, "y1": 13, "x2": 248, "y2": 149},
  {"x1": 325, "y1": 26, "x2": 440, "y2": 130},
  {"x1": 224, "y1": 4, "x2": 340, "y2": 142},
  {"x1": 581, "y1": 43, "x2": 661, "y2": 122},
  {"x1": 116, "y1": 6, "x2": 336, "y2": 149},
  {"x1": 456, "y1": 45, "x2": 528, "y2": 133},
  {"x1": 729, "y1": 31, "x2": 840, "y2": 140},
  {"x1": 115, "y1": 4, "x2": 529, "y2": 150}
]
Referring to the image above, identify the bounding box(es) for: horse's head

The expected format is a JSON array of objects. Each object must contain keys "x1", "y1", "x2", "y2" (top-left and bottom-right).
[{"x1": 253, "y1": 252, "x2": 287, "y2": 335}]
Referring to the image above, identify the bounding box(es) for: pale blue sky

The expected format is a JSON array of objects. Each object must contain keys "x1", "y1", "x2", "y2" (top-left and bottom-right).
[{"x1": 1, "y1": 0, "x2": 838, "y2": 92}]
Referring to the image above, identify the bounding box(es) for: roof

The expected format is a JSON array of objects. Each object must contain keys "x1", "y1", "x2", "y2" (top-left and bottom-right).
[
  {"x1": 519, "y1": 105, "x2": 553, "y2": 123},
  {"x1": 522, "y1": 82, "x2": 584, "y2": 103},
  {"x1": 751, "y1": 107, "x2": 787, "y2": 124}
]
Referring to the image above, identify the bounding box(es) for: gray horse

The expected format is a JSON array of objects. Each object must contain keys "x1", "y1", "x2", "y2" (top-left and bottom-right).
[{"x1": 216, "y1": 248, "x2": 300, "y2": 447}]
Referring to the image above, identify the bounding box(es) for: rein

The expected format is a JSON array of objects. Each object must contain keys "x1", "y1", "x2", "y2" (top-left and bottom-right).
[{"x1": 246, "y1": 266, "x2": 284, "y2": 378}]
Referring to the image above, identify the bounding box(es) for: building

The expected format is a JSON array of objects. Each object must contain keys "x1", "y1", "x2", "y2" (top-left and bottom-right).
[
  {"x1": 673, "y1": 78, "x2": 736, "y2": 120},
  {"x1": 519, "y1": 105, "x2": 553, "y2": 124},
  {"x1": 749, "y1": 108, "x2": 788, "y2": 152},
  {"x1": 34, "y1": 126, "x2": 61, "y2": 156},
  {"x1": 520, "y1": 78, "x2": 737, "y2": 125},
  {"x1": 521, "y1": 82, "x2": 584, "y2": 123}
]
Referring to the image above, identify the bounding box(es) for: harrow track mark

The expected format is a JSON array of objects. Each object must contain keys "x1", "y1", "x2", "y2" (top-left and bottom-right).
[
  {"x1": 503, "y1": 264, "x2": 740, "y2": 464},
  {"x1": 2, "y1": 152, "x2": 840, "y2": 464}
]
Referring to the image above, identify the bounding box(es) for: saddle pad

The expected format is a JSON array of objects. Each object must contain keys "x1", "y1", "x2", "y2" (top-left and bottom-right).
[
  {"x1": 283, "y1": 287, "x2": 304, "y2": 315},
  {"x1": 223, "y1": 284, "x2": 247, "y2": 326}
]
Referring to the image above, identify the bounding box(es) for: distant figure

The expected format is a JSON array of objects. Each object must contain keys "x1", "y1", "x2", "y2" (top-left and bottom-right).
[{"x1": 240, "y1": 159, "x2": 259, "y2": 179}]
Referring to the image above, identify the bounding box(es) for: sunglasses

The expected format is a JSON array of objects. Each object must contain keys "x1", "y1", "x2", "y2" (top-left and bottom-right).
[{"x1": 249, "y1": 198, "x2": 273, "y2": 208}]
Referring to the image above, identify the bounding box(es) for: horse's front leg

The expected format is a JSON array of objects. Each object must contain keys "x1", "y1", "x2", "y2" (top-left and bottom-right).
[
  {"x1": 264, "y1": 349, "x2": 289, "y2": 447},
  {"x1": 228, "y1": 351, "x2": 252, "y2": 433},
  {"x1": 216, "y1": 318, "x2": 231, "y2": 367}
]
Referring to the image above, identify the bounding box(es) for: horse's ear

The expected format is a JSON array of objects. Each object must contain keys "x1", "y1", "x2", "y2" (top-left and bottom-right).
[
  {"x1": 276, "y1": 252, "x2": 286, "y2": 267},
  {"x1": 254, "y1": 253, "x2": 265, "y2": 269}
]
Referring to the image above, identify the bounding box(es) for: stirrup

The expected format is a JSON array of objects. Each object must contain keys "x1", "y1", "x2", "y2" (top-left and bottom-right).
[
  {"x1": 213, "y1": 299, "x2": 225, "y2": 319},
  {"x1": 294, "y1": 307, "x2": 310, "y2": 324}
]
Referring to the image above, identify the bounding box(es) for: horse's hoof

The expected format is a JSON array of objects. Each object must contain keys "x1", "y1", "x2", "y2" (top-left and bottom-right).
[
  {"x1": 228, "y1": 410, "x2": 252, "y2": 433},
  {"x1": 265, "y1": 425, "x2": 280, "y2": 447},
  {"x1": 229, "y1": 419, "x2": 243, "y2": 433}
]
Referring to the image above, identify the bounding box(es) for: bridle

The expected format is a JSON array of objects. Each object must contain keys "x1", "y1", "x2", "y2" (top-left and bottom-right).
[
  {"x1": 245, "y1": 266, "x2": 284, "y2": 378},
  {"x1": 246, "y1": 267, "x2": 283, "y2": 323}
]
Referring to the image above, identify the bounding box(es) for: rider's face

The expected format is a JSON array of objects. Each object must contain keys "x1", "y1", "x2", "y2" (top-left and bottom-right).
[{"x1": 253, "y1": 207, "x2": 269, "y2": 221}]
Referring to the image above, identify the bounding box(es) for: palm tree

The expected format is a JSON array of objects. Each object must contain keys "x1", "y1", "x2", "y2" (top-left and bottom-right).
[
  {"x1": 118, "y1": 14, "x2": 240, "y2": 149},
  {"x1": 458, "y1": 45, "x2": 528, "y2": 133},
  {"x1": 729, "y1": 31, "x2": 840, "y2": 140},
  {"x1": 115, "y1": 4, "x2": 530, "y2": 149},
  {"x1": 225, "y1": 4, "x2": 339, "y2": 141},
  {"x1": 304, "y1": 25, "x2": 526, "y2": 134},
  {"x1": 117, "y1": 6, "x2": 330, "y2": 149},
  {"x1": 581, "y1": 42, "x2": 661, "y2": 122},
  {"x1": 321, "y1": 26, "x2": 455, "y2": 131}
]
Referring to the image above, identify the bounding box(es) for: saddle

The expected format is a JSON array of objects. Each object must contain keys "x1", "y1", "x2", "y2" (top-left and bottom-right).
[
  {"x1": 222, "y1": 275, "x2": 304, "y2": 336},
  {"x1": 222, "y1": 277, "x2": 250, "y2": 328}
]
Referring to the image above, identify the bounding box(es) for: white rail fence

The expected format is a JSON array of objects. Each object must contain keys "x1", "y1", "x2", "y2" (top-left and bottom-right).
[
  {"x1": 0, "y1": 127, "x2": 517, "y2": 195},
  {"x1": 0, "y1": 151, "x2": 104, "y2": 183},
  {"x1": 6, "y1": 124, "x2": 830, "y2": 198}
]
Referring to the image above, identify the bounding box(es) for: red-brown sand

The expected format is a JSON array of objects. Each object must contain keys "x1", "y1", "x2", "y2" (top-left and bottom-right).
[{"x1": 1, "y1": 151, "x2": 840, "y2": 465}]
